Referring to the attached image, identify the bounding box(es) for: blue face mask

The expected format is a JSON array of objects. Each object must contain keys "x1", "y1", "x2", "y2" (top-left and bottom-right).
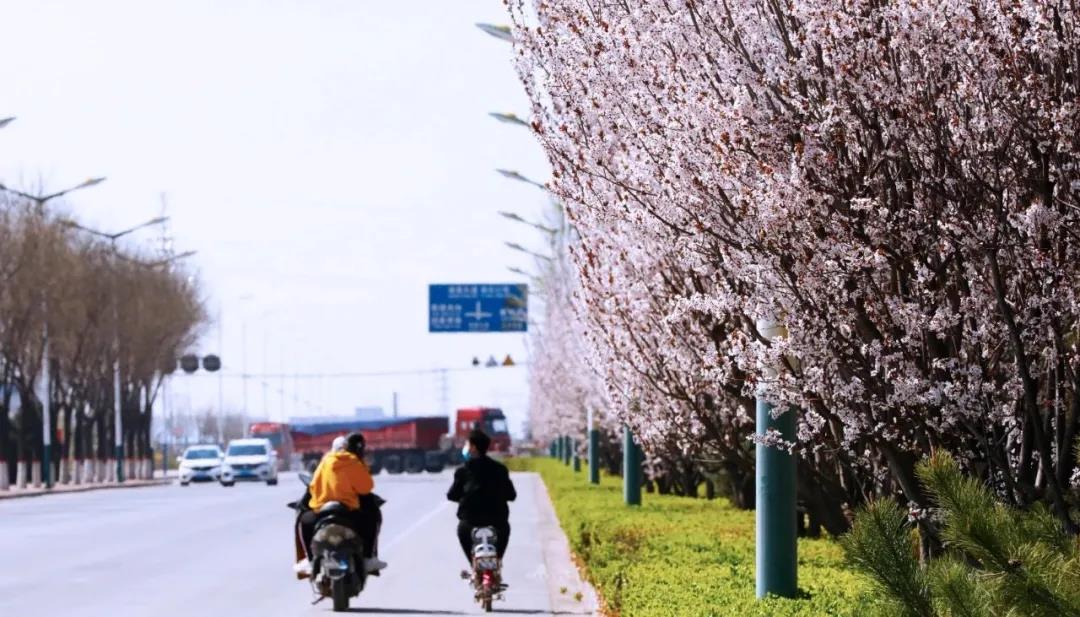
[{"x1": 461, "y1": 445, "x2": 471, "y2": 461}]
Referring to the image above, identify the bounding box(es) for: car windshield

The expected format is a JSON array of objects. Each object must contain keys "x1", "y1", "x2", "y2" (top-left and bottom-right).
[
  {"x1": 185, "y1": 449, "x2": 220, "y2": 460},
  {"x1": 487, "y1": 419, "x2": 509, "y2": 434},
  {"x1": 228, "y1": 444, "x2": 267, "y2": 456}
]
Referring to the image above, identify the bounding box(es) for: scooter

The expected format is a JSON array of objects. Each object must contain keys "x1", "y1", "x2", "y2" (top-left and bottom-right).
[
  {"x1": 462, "y1": 526, "x2": 505, "y2": 612},
  {"x1": 289, "y1": 472, "x2": 381, "y2": 612}
]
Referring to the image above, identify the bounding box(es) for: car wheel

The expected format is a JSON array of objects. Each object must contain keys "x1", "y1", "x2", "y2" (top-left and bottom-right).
[
  {"x1": 221, "y1": 481, "x2": 235, "y2": 487},
  {"x1": 180, "y1": 481, "x2": 189, "y2": 487},
  {"x1": 267, "y1": 478, "x2": 278, "y2": 486}
]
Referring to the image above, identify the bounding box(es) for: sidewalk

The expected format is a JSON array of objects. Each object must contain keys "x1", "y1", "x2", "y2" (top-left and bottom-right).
[{"x1": 0, "y1": 474, "x2": 174, "y2": 501}]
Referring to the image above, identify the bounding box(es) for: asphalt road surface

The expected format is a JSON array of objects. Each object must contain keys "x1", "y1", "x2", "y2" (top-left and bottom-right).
[{"x1": 0, "y1": 470, "x2": 596, "y2": 616}]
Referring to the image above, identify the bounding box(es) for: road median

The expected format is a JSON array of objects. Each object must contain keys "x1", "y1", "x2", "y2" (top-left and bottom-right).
[{"x1": 0, "y1": 478, "x2": 172, "y2": 501}]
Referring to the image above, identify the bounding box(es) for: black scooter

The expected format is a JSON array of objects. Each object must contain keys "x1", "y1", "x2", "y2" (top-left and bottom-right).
[{"x1": 288, "y1": 472, "x2": 384, "y2": 612}]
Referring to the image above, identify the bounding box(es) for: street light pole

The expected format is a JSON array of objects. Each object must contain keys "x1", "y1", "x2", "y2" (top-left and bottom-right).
[
  {"x1": 0, "y1": 174, "x2": 107, "y2": 489},
  {"x1": 62, "y1": 216, "x2": 179, "y2": 483},
  {"x1": 755, "y1": 318, "x2": 797, "y2": 599}
]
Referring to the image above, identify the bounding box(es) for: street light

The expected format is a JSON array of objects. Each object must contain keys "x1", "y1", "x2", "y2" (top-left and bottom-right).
[
  {"x1": 63, "y1": 215, "x2": 176, "y2": 483},
  {"x1": 495, "y1": 169, "x2": 546, "y2": 190},
  {"x1": 489, "y1": 112, "x2": 529, "y2": 128},
  {"x1": 498, "y1": 210, "x2": 558, "y2": 235},
  {"x1": 0, "y1": 177, "x2": 107, "y2": 489},
  {"x1": 0, "y1": 177, "x2": 107, "y2": 209},
  {"x1": 505, "y1": 241, "x2": 554, "y2": 262},
  {"x1": 116, "y1": 249, "x2": 197, "y2": 268},
  {"x1": 476, "y1": 23, "x2": 514, "y2": 43},
  {"x1": 62, "y1": 216, "x2": 168, "y2": 243}
]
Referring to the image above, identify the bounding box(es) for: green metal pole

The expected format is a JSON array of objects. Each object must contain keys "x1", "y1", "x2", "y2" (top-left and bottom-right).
[
  {"x1": 755, "y1": 399, "x2": 797, "y2": 598},
  {"x1": 623, "y1": 426, "x2": 641, "y2": 506},
  {"x1": 572, "y1": 437, "x2": 581, "y2": 472},
  {"x1": 549, "y1": 440, "x2": 558, "y2": 458},
  {"x1": 588, "y1": 428, "x2": 600, "y2": 484}
]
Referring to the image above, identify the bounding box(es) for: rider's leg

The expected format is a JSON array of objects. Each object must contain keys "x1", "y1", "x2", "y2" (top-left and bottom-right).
[
  {"x1": 457, "y1": 520, "x2": 474, "y2": 562},
  {"x1": 494, "y1": 521, "x2": 511, "y2": 559},
  {"x1": 345, "y1": 509, "x2": 376, "y2": 559},
  {"x1": 299, "y1": 511, "x2": 318, "y2": 559}
]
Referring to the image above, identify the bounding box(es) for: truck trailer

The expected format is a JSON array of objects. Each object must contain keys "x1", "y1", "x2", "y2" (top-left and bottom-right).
[
  {"x1": 290, "y1": 416, "x2": 452, "y2": 474},
  {"x1": 269, "y1": 407, "x2": 513, "y2": 474}
]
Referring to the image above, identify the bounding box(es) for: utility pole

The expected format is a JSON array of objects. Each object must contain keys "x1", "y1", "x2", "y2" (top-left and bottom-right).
[
  {"x1": 438, "y1": 369, "x2": 449, "y2": 416},
  {"x1": 217, "y1": 302, "x2": 224, "y2": 445},
  {"x1": 392, "y1": 391, "x2": 399, "y2": 418}
]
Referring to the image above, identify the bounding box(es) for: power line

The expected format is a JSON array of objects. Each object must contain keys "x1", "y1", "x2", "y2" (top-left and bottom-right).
[{"x1": 178, "y1": 363, "x2": 528, "y2": 380}]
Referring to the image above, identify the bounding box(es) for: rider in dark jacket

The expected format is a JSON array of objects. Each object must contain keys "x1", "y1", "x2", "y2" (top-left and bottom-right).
[{"x1": 447, "y1": 429, "x2": 517, "y2": 561}]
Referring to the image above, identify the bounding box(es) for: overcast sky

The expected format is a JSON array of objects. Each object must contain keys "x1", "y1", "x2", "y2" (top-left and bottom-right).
[{"x1": 0, "y1": 0, "x2": 550, "y2": 436}]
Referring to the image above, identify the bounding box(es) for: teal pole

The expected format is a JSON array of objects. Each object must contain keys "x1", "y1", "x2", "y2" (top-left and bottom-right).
[
  {"x1": 588, "y1": 428, "x2": 600, "y2": 484},
  {"x1": 572, "y1": 438, "x2": 581, "y2": 472},
  {"x1": 623, "y1": 426, "x2": 641, "y2": 506},
  {"x1": 755, "y1": 397, "x2": 797, "y2": 598},
  {"x1": 556, "y1": 435, "x2": 564, "y2": 462},
  {"x1": 549, "y1": 440, "x2": 557, "y2": 458},
  {"x1": 563, "y1": 435, "x2": 572, "y2": 465}
]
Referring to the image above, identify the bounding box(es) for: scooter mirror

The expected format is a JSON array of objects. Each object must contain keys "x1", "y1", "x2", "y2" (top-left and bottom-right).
[{"x1": 298, "y1": 471, "x2": 313, "y2": 486}]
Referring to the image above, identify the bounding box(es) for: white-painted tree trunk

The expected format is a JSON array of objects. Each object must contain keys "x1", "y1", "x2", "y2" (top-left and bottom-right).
[
  {"x1": 0, "y1": 461, "x2": 8, "y2": 490},
  {"x1": 15, "y1": 461, "x2": 27, "y2": 489},
  {"x1": 31, "y1": 461, "x2": 41, "y2": 487}
]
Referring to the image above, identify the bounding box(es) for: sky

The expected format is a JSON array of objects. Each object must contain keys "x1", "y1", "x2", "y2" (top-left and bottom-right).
[{"x1": 0, "y1": 0, "x2": 551, "y2": 437}]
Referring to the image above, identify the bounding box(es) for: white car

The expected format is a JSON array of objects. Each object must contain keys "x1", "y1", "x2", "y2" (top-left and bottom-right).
[
  {"x1": 220, "y1": 438, "x2": 278, "y2": 486},
  {"x1": 178, "y1": 445, "x2": 225, "y2": 486}
]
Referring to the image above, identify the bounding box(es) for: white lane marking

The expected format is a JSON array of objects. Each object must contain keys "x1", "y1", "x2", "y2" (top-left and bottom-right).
[{"x1": 381, "y1": 500, "x2": 452, "y2": 551}]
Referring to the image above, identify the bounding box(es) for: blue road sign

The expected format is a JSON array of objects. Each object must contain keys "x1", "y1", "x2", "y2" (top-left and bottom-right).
[{"x1": 429, "y1": 284, "x2": 528, "y2": 333}]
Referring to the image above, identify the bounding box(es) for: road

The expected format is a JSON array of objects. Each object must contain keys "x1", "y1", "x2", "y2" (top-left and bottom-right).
[{"x1": 0, "y1": 471, "x2": 596, "y2": 616}]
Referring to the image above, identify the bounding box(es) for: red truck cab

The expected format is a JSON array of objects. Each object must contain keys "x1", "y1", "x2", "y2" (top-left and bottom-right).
[{"x1": 454, "y1": 407, "x2": 511, "y2": 453}]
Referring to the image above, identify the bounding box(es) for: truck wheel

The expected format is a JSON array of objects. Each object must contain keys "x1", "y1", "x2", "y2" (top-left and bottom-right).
[
  {"x1": 383, "y1": 455, "x2": 403, "y2": 474},
  {"x1": 405, "y1": 453, "x2": 425, "y2": 474}
]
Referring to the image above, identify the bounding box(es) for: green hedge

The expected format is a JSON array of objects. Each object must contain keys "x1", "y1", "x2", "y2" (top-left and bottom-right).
[{"x1": 509, "y1": 457, "x2": 871, "y2": 616}]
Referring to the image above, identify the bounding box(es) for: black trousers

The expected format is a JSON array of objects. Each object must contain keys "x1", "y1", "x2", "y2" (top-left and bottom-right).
[{"x1": 457, "y1": 520, "x2": 510, "y2": 562}]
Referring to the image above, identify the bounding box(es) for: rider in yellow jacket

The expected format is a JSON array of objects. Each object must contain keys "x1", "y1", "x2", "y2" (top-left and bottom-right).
[
  {"x1": 304, "y1": 433, "x2": 386, "y2": 573},
  {"x1": 308, "y1": 449, "x2": 373, "y2": 511}
]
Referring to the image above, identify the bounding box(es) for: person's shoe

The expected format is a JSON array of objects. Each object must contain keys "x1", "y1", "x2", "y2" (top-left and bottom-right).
[
  {"x1": 363, "y1": 557, "x2": 388, "y2": 573},
  {"x1": 293, "y1": 559, "x2": 312, "y2": 576}
]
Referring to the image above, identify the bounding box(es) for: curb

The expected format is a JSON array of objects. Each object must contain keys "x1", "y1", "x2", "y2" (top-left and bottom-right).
[
  {"x1": 525, "y1": 471, "x2": 601, "y2": 616},
  {"x1": 0, "y1": 478, "x2": 172, "y2": 501}
]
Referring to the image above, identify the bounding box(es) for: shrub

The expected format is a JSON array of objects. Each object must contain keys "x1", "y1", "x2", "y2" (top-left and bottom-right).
[
  {"x1": 514, "y1": 457, "x2": 869, "y2": 616},
  {"x1": 842, "y1": 452, "x2": 1080, "y2": 617}
]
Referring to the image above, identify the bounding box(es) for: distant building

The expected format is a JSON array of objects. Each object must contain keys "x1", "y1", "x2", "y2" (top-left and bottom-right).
[{"x1": 354, "y1": 407, "x2": 385, "y2": 420}]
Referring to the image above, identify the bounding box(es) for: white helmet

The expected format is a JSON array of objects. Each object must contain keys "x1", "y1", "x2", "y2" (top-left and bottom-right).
[{"x1": 331, "y1": 435, "x2": 347, "y2": 452}]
